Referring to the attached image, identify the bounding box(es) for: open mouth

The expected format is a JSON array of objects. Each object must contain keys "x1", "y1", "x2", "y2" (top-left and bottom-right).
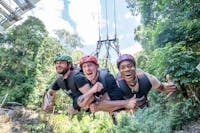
[
  {"x1": 86, "y1": 72, "x2": 93, "y2": 76},
  {"x1": 125, "y1": 74, "x2": 132, "y2": 79},
  {"x1": 56, "y1": 67, "x2": 62, "y2": 71},
  {"x1": 85, "y1": 72, "x2": 94, "y2": 79}
]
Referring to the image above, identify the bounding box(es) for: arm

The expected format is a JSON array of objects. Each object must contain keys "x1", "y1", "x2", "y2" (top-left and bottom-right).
[
  {"x1": 91, "y1": 93, "x2": 138, "y2": 112},
  {"x1": 42, "y1": 78, "x2": 60, "y2": 111},
  {"x1": 145, "y1": 73, "x2": 176, "y2": 93},
  {"x1": 90, "y1": 74, "x2": 137, "y2": 112},
  {"x1": 42, "y1": 89, "x2": 56, "y2": 111},
  {"x1": 78, "y1": 82, "x2": 103, "y2": 108}
]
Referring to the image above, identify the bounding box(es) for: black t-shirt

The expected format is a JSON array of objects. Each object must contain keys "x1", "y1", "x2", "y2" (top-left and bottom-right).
[
  {"x1": 103, "y1": 73, "x2": 124, "y2": 100},
  {"x1": 51, "y1": 72, "x2": 88, "y2": 91},
  {"x1": 89, "y1": 71, "x2": 124, "y2": 101},
  {"x1": 51, "y1": 71, "x2": 89, "y2": 110}
]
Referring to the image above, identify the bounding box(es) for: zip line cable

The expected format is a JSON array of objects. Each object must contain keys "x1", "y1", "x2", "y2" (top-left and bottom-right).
[
  {"x1": 114, "y1": 0, "x2": 117, "y2": 39},
  {"x1": 97, "y1": 0, "x2": 101, "y2": 41},
  {"x1": 105, "y1": 0, "x2": 109, "y2": 39},
  {"x1": 94, "y1": 0, "x2": 120, "y2": 74}
]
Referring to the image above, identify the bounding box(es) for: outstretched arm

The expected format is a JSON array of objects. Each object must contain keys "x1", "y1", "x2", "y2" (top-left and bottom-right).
[
  {"x1": 90, "y1": 94, "x2": 138, "y2": 113},
  {"x1": 146, "y1": 73, "x2": 176, "y2": 93}
]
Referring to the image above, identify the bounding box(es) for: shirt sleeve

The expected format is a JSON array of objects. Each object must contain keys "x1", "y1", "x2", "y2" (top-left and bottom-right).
[
  {"x1": 51, "y1": 78, "x2": 60, "y2": 90},
  {"x1": 74, "y1": 72, "x2": 89, "y2": 89},
  {"x1": 106, "y1": 74, "x2": 124, "y2": 100}
]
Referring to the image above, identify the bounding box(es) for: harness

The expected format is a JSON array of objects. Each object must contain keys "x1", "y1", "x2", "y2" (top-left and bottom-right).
[
  {"x1": 93, "y1": 68, "x2": 110, "y2": 101},
  {"x1": 117, "y1": 74, "x2": 152, "y2": 108},
  {"x1": 56, "y1": 70, "x2": 79, "y2": 99},
  {"x1": 99, "y1": 68, "x2": 109, "y2": 92}
]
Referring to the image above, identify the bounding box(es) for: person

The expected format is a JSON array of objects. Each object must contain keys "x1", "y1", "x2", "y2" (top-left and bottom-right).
[
  {"x1": 79, "y1": 55, "x2": 139, "y2": 112},
  {"x1": 79, "y1": 55, "x2": 139, "y2": 125},
  {"x1": 42, "y1": 54, "x2": 104, "y2": 114},
  {"x1": 116, "y1": 54, "x2": 176, "y2": 108}
]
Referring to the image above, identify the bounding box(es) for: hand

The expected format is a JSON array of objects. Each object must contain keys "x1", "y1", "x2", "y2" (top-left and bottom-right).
[
  {"x1": 42, "y1": 91, "x2": 53, "y2": 111},
  {"x1": 68, "y1": 105, "x2": 78, "y2": 115},
  {"x1": 136, "y1": 96, "x2": 148, "y2": 108},
  {"x1": 163, "y1": 74, "x2": 176, "y2": 97},
  {"x1": 91, "y1": 82, "x2": 104, "y2": 93},
  {"x1": 136, "y1": 68, "x2": 145, "y2": 76},
  {"x1": 89, "y1": 103, "x2": 98, "y2": 113},
  {"x1": 125, "y1": 95, "x2": 138, "y2": 111}
]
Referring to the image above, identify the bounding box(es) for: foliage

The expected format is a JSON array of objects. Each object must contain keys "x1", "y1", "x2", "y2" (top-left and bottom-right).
[
  {"x1": 0, "y1": 0, "x2": 200, "y2": 131},
  {"x1": 55, "y1": 29, "x2": 83, "y2": 49},
  {"x1": 127, "y1": 0, "x2": 200, "y2": 52},
  {"x1": 0, "y1": 16, "x2": 47, "y2": 104},
  {"x1": 0, "y1": 16, "x2": 84, "y2": 107},
  {"x1": 167, "y1": 97, "x2": 200, "y2": 130},
  {"x1": 127, "y1": 0, "x2": 200, "y2": 130}
]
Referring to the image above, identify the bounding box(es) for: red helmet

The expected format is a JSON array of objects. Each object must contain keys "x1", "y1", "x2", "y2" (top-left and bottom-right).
[
  {"x1": 79, "y1": 55, "x2": 99, "y2": 67},
  {"x1": 117, "y1": 54, "x2": 136, "y2": 69}
]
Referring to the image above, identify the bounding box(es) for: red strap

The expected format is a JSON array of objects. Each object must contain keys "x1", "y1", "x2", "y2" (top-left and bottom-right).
[
  {"x1": 118, "y1": 77, "x2": 124, "y2": 81},
  {"x1": 71, "y1": 69, "x2": 78, "y2": 72}
]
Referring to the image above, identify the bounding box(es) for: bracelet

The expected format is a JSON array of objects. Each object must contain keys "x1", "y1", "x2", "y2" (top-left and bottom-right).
[{"x1": 157, "y1": 83, "x2": 164, "y2": 91}]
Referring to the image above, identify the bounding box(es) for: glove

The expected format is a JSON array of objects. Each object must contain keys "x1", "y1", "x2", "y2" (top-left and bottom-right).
[{"x1": 42, "y1": 91, "x2": 53, "y2": 111}]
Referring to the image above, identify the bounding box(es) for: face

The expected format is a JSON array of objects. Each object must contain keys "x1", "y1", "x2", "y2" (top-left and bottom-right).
[
  {"x1": 119, "y1": 60, "x2": 136, "y2": 82},
  {"x1": 55, "y1": 60, "x2": 69, "y2": 74},
  {"x1": 82, "y1": 62, "x2": 98, "y2": 82}
]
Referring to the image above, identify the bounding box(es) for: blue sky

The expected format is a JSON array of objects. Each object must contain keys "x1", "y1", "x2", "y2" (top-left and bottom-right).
[{"x1": 20, "y1": 0, "x2": 143, "y2": 60}]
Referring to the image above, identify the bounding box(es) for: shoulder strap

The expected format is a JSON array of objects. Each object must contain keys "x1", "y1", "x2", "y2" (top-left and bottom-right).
[
  {"x1": 99, "y1": 67, "x2": 110, "y2": 89},
  {"x1": 117, "y1": 77, "x2": 133, "y2": 99},
  {"x1": 56, "y1": 71, "x2": 78, "y2": 98},
  {"x1": 137, "y1": 74, "x2": 152, "y2": 96}
]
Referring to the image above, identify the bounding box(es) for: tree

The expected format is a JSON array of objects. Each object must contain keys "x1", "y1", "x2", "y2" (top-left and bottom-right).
[
  {"x1": 55, "y1": 29, "x2": 83, "y2": 49},
  {"x1": 0, "y1": 16, "x2": 47, "y2": 103}
]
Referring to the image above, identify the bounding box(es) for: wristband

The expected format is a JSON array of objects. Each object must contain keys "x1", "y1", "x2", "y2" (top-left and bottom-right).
[{"x1": 157, "y1": 83, "x2": 164, "y2": 91}]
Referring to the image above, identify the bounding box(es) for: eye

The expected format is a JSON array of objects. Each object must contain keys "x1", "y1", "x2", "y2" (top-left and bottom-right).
[
  {"x1": 127, "y1": 64, "x2": 133, "y2": 68},
  {"x1": 119, "y1": 65, "x2": 125, "y2": 70}
]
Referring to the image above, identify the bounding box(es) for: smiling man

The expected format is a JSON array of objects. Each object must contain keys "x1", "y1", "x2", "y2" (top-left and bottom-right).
[{"x1": 116, "y1": 54, "x2": 176, "y2": 108}]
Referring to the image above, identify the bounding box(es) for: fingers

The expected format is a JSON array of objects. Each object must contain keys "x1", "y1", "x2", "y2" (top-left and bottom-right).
[
  {"x1": 126, "y1": 95, "x2": 138, "y2": 110},
  {"x1": 163, "y1": 75, "x2": 177, "y2": 94},
  {"x1": 163, "y1": 82, "x2": 176, "y2": 93},
  {"x1": 42, "y1": 92, "x2": 53, "y2": 111},
  {"x1": 43, "y1": 104, "x2": 52, "y2": 111},
  {"x1": 89, "y1": 103, "x2": 97, "y2": 113},
  {"x1": 68, "y1": 106, "x2": 78, "y2": 115},
  {"x1": 166, "y1": 74, "x2": 172, "y2": 83},
  {"x1": 92, "y1": 82, "x2": 104, "y2": 93},
  {"x1": 96, "y1": 82, "x2": 104, "y2": 89},
  {"x1": 136, "y1": 68, "x2": 144, "y2": 76}
]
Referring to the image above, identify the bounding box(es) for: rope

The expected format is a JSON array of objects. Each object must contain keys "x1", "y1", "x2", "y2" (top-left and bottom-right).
[
  {"x1": 114, "y1": 0, "x2": 117, "y2": 39},
  {"x1": 97, "y1": 0, "x2": 101, "y2": 41},
  {"x1": 95, "y1": 0, "x2": 120, "y2": 73},
  {"x1": 105, "y1": 0, "x2": 109, "y2": 40}
]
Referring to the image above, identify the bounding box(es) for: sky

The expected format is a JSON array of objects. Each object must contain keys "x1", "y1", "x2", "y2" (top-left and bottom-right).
[{"x1": 15, "y1": 0, "x2": 143, "y2": 60}]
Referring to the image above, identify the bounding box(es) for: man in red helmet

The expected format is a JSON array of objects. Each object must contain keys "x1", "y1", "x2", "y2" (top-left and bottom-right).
[
  {"x1": 116, "y1": 54, "x2": 176, "y2": 108},
  {"x1": 78, "y1": 55, "x2": 138, "y2": 113}
]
